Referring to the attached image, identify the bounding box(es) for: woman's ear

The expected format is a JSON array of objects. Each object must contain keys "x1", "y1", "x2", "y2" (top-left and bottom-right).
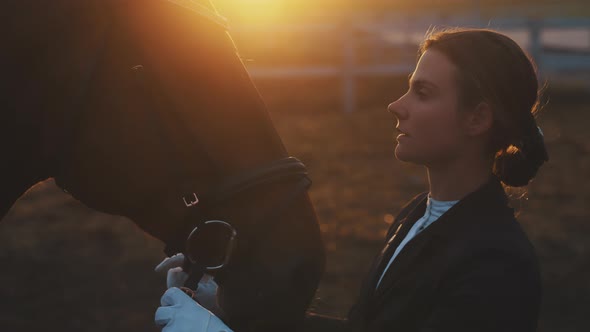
[{"x1": 463, "y1": 102, "x2": 493, "y2": 137}]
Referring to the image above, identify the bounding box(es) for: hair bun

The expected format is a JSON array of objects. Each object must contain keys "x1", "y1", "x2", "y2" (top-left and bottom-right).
[{"x1": 493, "y1": 126, "x2": 549, "y2": 187}]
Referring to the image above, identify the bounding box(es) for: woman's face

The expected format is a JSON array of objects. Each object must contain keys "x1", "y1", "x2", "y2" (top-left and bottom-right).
[{"x1": 388, "y1": 49, "x2": 467, "y2": 167}]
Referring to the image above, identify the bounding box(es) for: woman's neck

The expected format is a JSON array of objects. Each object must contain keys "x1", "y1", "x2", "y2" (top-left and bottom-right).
[{"x1": 426, "y1": 155, "x2": 492, "y2": 201}]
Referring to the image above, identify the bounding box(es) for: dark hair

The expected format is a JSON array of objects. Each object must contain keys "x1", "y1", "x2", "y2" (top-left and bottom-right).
[{"x1": 419, "y1": 28, "x2": 549, "y2": 187}]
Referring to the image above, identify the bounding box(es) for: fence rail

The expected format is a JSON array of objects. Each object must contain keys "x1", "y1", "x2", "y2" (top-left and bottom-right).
[{"x1": 238, "y1": 17, "x2": 590, "y2": 112}]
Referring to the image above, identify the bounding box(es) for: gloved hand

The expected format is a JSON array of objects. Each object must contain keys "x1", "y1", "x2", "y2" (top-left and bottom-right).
[
  {"x1": 155, "y1": 254, "x2": 189, "y2": 289},
  {"x1": 155, "y1": 254, "x2": 223, "y2": 317},
  {"x1": 155, "y1": 287, "x2": 233, "y2": 332}
]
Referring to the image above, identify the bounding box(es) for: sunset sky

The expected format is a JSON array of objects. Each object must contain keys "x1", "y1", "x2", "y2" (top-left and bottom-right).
[
  {"x1": 212, "y1": 0, "x2": 590, "y2": 23},
  {"x1": 211, "y1": 0, "x2": 463, "y2": 22}
]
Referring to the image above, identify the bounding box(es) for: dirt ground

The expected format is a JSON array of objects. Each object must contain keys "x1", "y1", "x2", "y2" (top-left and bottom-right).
[{"x1": 0, "y1": 80, "x2": 588, "y2": 331}]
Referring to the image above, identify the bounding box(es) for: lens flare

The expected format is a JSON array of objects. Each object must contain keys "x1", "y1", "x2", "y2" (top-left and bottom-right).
[{"x1": 215, "y1": 0, "x2": 288, "y2": 22}]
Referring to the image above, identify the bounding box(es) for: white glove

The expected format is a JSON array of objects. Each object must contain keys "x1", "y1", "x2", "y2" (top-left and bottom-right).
[
  {"x1": 155, "y1": 254, "x2": 189, "y2": 289},
  {"x1": 155, "y1": 254, "x2": 223, "y2": 316},
  {"x1": 155, "y1": 287, "x2": 233, "y2": 332}
]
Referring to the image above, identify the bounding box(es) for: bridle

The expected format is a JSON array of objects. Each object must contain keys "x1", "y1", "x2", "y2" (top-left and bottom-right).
[
  {"x1": 53, "y1": 0, "x2": 313, "y2": 279},
  {"x1": 170, "y1": 156, "x2": 312, "y2": 278},
  {"x1": 135, "y1": 0, "x2": 313, "y2": 280}
]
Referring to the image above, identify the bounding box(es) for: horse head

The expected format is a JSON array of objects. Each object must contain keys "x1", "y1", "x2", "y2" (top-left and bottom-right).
[{"x1": 1, "y1": 0, "x2": 325, "y2": 330}]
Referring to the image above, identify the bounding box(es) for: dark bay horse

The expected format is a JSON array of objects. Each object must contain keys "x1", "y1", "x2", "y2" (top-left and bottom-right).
[{"x1": 1, "y1": 0, "x2": 325, "y2": 330}]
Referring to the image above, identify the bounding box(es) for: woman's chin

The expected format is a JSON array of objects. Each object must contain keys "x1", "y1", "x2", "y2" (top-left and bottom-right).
[
  {"x1": 394, "y1": 144, "x2": 423, "y2": 164},
  {"x1": 394, "y1": 145, "x2": 411, "y2": 162}
]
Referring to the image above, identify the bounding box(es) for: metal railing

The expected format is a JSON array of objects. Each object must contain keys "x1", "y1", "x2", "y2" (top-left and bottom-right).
[{"x1": 236, "y1": 16, "x2": 590, "y2": 112}]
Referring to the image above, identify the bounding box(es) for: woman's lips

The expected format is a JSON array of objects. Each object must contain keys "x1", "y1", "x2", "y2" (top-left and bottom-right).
[{"x1": 396, "y1": 127, "x2": 409, "y2": 138}]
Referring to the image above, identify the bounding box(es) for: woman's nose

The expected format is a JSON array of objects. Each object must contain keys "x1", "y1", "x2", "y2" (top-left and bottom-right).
[
  {"x1": 388, "y1": 97, "x2": 408, "y2": 120},
  {"x1": 387, "y1": 101, "x2": 396, "y2": 115}
]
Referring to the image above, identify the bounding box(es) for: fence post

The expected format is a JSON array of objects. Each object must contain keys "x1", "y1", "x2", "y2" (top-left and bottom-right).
[
  {"x1": 342, "y1": 20, "x2": 356, "y2": 113},
  {"x1": 528, "y1": 18, "x2": 543, "y2": 74}
]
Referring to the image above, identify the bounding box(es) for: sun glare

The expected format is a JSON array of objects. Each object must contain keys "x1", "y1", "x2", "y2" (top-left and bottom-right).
[{"x1": 214, "y1": 0, "x2": 288, "y2": 23}]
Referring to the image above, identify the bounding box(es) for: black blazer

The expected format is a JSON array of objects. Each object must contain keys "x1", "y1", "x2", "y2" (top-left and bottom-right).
[{"x1": 303, "y1": 177, "x2": 541, "y2": 332}]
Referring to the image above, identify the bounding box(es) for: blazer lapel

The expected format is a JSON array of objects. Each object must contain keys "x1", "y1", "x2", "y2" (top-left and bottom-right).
[
  {"x1": 371, "y1": 213, "x2": 443, "y2": 305},
  {"x1": 368, "y1": 176, "x2": 511, "y2": 312},
  {"x1": 365, "y1": 197, "x2": 428, "y2": 295},
  {"x1": 350, "y1": 194, "x2": 427, "y2": 322}
]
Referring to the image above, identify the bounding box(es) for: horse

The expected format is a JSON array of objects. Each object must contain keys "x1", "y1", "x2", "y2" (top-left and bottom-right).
[{"x1": 1, "y1": 0, "x2": 325, "y2": 331}]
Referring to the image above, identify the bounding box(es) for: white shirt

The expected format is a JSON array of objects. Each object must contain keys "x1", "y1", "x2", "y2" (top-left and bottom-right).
[{"x1": 376, "y1": 195, "x2": 459, "y2": 289}]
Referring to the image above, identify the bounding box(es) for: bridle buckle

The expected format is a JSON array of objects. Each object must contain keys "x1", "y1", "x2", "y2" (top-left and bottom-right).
[{"x1": 183, "y1": 193, "x2": 199, "y2": 207}]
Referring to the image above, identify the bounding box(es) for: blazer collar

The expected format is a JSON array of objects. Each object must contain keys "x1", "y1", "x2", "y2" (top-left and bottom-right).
[
  {"x1": 369, "y1": 175, "x2": 511, "y2": 310},
  {"x1": 427, "y1": 175, "x2": 511, "y2": 239}
]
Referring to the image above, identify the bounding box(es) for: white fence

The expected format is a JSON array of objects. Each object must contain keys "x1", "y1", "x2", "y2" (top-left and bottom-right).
[{"x1": 237, "y1": 16, "x2": 590, "y2": 112}]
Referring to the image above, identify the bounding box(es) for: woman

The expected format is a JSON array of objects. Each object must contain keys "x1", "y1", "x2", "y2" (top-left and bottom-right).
[{"x1": 154, "y1": 28, "x2": 549, "y2": 332}]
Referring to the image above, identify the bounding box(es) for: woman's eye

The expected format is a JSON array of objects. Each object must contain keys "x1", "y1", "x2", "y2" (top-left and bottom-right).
[{"x1": 416, "y1": 89, "x2": 428, "y2": 99}]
